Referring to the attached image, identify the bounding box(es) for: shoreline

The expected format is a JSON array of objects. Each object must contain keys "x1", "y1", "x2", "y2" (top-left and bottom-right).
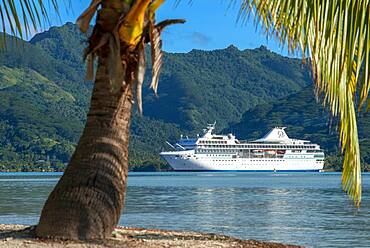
[
  {"x1": 0, "y1": 170, "x2": 354, "y2": 173},
  {"x1": 0, "y1": 224, "x2": 302, "y2": 248}
]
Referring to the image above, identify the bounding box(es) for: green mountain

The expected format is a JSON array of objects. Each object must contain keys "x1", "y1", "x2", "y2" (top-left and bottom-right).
[
  {"x1": 143, "y1": 45, "x2": 312, "y2": 130},
  {"x1": 28, "y1": 24, "x2": 312, "y2": 131},
  {"x1": 224, "y1": 87, "x2": 370, "y2": 170},
  {"x1": 0, "y1": 66, "x2": 79, "y2": 170},
  {"x1": 2, "y1": 22, "x2": 362, "y2": 171}
]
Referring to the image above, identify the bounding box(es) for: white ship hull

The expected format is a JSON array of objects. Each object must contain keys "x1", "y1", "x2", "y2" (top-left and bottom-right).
[
  {"x1": 160, "y1": 125, "x2": 325, "y2": 172},
  {"x1": 161, "y1": 151, "x2": 323, "y2": 172}
]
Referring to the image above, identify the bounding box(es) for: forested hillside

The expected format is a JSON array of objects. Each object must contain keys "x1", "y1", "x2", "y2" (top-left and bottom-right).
[
  {"x1": 143, "y1": 44, "x2": 312, "y2": 130},
  {"x1": 1, "y1": 23, "x2": 367, "y2": 171},
  {"x1": 28, "y1": 23, "x2": 312, "y2": 131}
]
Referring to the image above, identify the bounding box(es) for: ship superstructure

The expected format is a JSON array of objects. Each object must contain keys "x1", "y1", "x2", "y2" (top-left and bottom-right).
[{"x1": 160, "y1": 123, "x2": 324, "y2": 172}]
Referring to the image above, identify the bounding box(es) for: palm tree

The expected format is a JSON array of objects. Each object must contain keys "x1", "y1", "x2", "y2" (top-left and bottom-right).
[
  {"x1": 34, "y1": 0, "x2": 184, "y2": 240},
  {"x1": 0, "y1": 0, "x2": 368, "y2": 240},
  {"x1": 1, "y1": 0, "x2": 183, "y2": 240}
]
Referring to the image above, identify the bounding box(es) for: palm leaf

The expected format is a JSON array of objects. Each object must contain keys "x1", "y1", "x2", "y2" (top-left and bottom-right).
[
  {"x1": 136, "y1": 39, "x2": 146, "y2": 114},
  {"x1": 0, "y1": 0, "x2": 61, "y2": 40},
  {"x1": 239, "y1": 0, "x2": 369, "y2": 206},
  {"x1": 76, "y1": 0, "x2": 101, "y2": 33},
  {"x1": 149, "y1": 20, "x2": 163, "y2": 95}
]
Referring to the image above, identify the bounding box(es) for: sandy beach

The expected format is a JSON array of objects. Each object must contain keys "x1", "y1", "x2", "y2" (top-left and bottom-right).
[{"x1": 0, "y1": 224, "x2": 301, "y2": 248}]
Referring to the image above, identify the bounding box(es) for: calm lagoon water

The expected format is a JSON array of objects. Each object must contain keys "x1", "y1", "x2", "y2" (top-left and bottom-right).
[{"x1": 0, "y1": 172, "x2": 369, "y2": 247}]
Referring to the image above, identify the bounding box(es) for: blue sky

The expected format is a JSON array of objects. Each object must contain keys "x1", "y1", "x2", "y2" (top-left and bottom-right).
[{"x1": 32, "y1": 0, "x2": 288, "y2": 54}]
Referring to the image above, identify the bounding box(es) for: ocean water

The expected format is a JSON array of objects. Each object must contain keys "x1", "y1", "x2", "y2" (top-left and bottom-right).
[{"x1": 0, "y1": 172, "x2": 369, "y2": 247}]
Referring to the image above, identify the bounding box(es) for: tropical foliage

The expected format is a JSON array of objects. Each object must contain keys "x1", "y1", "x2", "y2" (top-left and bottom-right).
[
  {"x1": 238, "y1": 0, "x2": 370, "y2": 205},
  {"x1": 0, "y1": 0, "x2": 59, "y2": 40}
]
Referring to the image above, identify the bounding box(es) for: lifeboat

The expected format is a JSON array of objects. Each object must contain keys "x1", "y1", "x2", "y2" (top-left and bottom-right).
[
  {"x1": 252, "y1": 149, "x2": 263, "y2": 155},
  {"x1": 264, "y1": 150, "x2": 277, "y2": 155}
]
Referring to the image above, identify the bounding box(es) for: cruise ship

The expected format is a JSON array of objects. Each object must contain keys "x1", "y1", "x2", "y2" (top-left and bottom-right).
[{"x1": 160, "y1": 123, "x2": 325, "y2": 172}]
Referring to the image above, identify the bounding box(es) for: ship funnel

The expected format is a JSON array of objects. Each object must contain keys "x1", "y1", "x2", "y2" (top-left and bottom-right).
[{"x1": 254, "y1": 127, "x2": 290, "y2": 142}]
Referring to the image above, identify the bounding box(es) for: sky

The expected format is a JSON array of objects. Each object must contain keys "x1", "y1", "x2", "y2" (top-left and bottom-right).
[{"x1": 17, "y1": 0, "x2": 289, "y2": 55}]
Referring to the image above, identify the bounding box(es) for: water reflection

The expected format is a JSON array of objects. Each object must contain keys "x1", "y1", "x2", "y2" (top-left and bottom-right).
[
  {"x1": 0, "y1": 172, "x2": 369, "y2": 247},
  {"x1": 123, "y1": 172, "x2": 370, "y2": 247}
]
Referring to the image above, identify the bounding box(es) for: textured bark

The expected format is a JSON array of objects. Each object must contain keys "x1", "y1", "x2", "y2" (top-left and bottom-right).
[
  {"x1": 34, "y1": 0, "x2": 169, "y2": 239},
  {"x1": 35, "y1": 53, "x2": 134, "y2": 240},
  {"x1": 35, "y1": 0, "x2": 136, "y2": 240}
]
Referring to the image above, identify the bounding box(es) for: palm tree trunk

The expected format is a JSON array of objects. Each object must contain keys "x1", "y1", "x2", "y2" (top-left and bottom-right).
[{"x1": 35, "y1": 51, "x2": 134, "y2": 239}]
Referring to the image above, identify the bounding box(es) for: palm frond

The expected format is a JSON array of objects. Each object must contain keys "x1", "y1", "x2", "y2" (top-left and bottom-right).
[
  {"x1": 149, "y1": 20, "x2": 163, "y2": 95},
  {"x1": 119, "y1": 0, "x2": 151, "y2": 46},
  {"x1": 76, "y1": 0, "x2": 101, "y2": 33},
  {"x1": 239, "y1": 0, "x2": 369, "y2": 206},
  {"x1": 136, "y1": 39, "x2": 146, "y2": 114},
  {"x1": 0, "y1": 0, "x2": 61, "y2": 40}
]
